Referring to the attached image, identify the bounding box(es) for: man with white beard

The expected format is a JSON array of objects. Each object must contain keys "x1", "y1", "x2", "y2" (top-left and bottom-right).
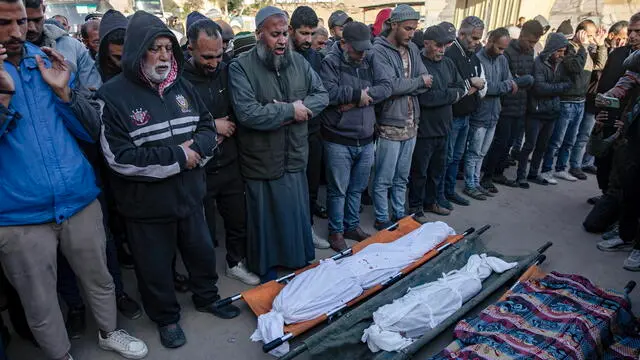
[
  {"x1": 98, "y1": 10, "x2": 240, "y2": 349},
  {"x1": 229, "y1": 6, "x2": 329, "y2": 282}
]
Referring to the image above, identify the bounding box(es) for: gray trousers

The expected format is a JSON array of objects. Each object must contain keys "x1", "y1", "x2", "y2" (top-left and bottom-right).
[{"x1": 0, "y1": 200, "x2": 116, "y2": 359}]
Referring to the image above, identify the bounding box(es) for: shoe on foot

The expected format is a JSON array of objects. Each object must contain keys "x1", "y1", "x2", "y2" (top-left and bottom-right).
[
  {"x1": 99, "y1": 329, "x2": 148, "y2": 359},
  {"x1": 463, "y1": 187, "x2": 486, "y2": 200},
  {"x1": 540, "y1": 172, "x2": 558, "y2": 185},
  {"x1": 374, "y1": 220, "x2": 394, "y2": 231},
  {"x1": 597, "y1": 236, "x2": 633, "y2": 252},
  {"x1": 438, "y1": 198, "x2": 454, "y2": 211},
  {"x1": 424, "y1": 204, "x2": 451, "y2": 216},
  {"x1": 587, "y1": 195, "x2": 603, "y2": 205},
  {"x1": 412, "y1": 211, "x2": 430, "y2": 224},
  {"x1": 602, "y1": 223, "x2": 619, "y2": 240},
  {"x1": 117, "y1": 294, "x2": 142, "y2": 320},
  {"x1": 66, "y1": 307, "x2": 86, "y2": 340},
  {"x1": 158, "y1": 324, "x2": 186, "y2": 349},
  {"x1": 623, "y1": 250, "x2": 640, "y2": 271},
  {"x1": 446, "y1": 192, "x2": 470, "y2": 206},
  {"x1": 197, "y1": 302, "x2": 241, "y2": 319},
  {"x1": 312, "y1": 202, "x2": 328, "y2": 219},
  {"x1": 311, "y1": 228, "x2": 330, "y2": 249},
  {"x1": 527, "y1": 174, "x2": 549, "y2": 186},
  {"x1": 344, "y1": 227, "x2": 370, "y2": 242},
  {"x1": 569, "y1": 167, "x2": 587, "y2": 180},
  {"x1": 328, "y1": 233, "x2": 347, "y2": 252},
  {"x1": 582, "y1": 165, "x2": 597, "y2": 175},
  {"x1": 173, "y1": 272, "x2": 189, "y2": 293},
  {"x1": 476, "y1": 185, "x2": 495, "y2": 197},
  {"x1": 480, "y1": 179, "x2": 498, "y2": 193},
  {"x1": 493, "y1": 174, "x2": 518, "y2": 187},
  {"x1": 554, "y1": 170, "x2": 577, "y2": 182},
  {"x1": 517, "y1": 178, "x2": 530, "y2": 189},
  {"x1": 226, "y1": 262, "x2": 260, "y2": 285}
]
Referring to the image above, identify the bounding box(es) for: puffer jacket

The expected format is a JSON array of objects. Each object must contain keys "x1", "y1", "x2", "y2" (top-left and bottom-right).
[
  {"x1": 320, "y1": 42, "x2": 392, "y2": 145},
  {"x1": 501, "y1": 39, "x2": 535, "y2": 118},
  {"x1": 371, "y1": 36, "x2": 428, "y2": 128},
  {"x1": 40, "y1": 23, "x2": 102, "y2": 89},
  {"x1": 528, "y1": 33, "x2": 573, "y2": 120},
  {"x1": 0, "y1": 43, "x2": 100, "y2": 226}
]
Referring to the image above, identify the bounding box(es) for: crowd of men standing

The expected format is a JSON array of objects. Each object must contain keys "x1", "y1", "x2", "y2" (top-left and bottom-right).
[{"x1": 0, "y1": 0, "x2": 639, "y2": 358}]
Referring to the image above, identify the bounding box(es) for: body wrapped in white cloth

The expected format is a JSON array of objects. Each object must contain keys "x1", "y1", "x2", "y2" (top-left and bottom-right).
[
  {"x1": 251, "y1": 222, "x2": 455, "y2": 356},
  {"x1": 361, "y1": 254, "x2": 518, "y2": 353}
]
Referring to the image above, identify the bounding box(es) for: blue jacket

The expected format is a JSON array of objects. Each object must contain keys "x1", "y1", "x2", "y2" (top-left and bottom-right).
[{"x1": 0, "y1": 43, "x2": 99, "y2": 226}]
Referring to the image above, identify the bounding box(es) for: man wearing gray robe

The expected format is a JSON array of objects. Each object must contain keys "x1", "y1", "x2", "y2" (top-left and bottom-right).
[{"x1": 229, "y1": 6, "x2": 329, "y2": 280}]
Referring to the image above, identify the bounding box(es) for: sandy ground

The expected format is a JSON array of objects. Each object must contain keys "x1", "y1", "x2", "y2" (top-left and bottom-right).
[{"x1": 5, "y1": 167, "x2": 639, "y2": 360}]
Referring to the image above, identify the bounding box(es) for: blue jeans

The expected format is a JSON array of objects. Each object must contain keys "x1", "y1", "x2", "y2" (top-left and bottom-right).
[
  {"x1": 324, "y1": 141, "x2": 374, "y2": 234},
  {"x1": 542, "y1": 101, "x2": 585, "y2": 173},
  {"x1": 372, "y1": 137, "x2": 416, "y2": 223},
  {"x1": 444, "y1": 116, "x2": 470, "y2": 195},
  {"x1": 570, "y1": 111, "x2": 596, "y2": 169},
  {"x1": 464, "y1": 124, "x2": 496, "y2": 189}
]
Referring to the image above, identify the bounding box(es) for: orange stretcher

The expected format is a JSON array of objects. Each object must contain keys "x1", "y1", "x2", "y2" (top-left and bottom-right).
[{"x1": 214, "y1": 216, "x2": 485, "y2": 353}]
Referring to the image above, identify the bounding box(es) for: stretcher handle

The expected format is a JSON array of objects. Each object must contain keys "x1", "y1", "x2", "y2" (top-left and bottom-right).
[
  {"x1": 624, "y1": 281, "x2": 636, "y2": 295},
  {"x1": 475, "y1": 224, "x2": 491, "y2": 235},
  {"x1": 535, "y1": 254, "x2": 547, "y2": 265},
  {"x1": 537, "y1": 242, "x2": 553, "y2": 254},
  {"x1": 263, "y1": 333, "x2": 293, "y2": 353}
]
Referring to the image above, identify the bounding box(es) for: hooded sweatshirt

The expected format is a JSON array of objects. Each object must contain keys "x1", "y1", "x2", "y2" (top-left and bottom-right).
[
  {"x1": 38, "y1": 24, "x2": 102, "y2": 89},
  {"x1": 470, "y1": 47, "x2": 514, "y2": 128},
  {"x1": 98, "y1": 11, "x2": 217, "y2": 221},
  {"x1": 372, "y1": 9, "x2": 391, "y2": 37},
  {"x1": 97, "y1": 9, "x2": 128, "y2": 82},
  {"x1": 528, "y1": 33, "x2": 573, "y2": 120}
]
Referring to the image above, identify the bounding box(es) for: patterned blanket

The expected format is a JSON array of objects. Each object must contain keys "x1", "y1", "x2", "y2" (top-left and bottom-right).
[{"x1": 430, "y1": 272, "x2": 638, "y2": 360}]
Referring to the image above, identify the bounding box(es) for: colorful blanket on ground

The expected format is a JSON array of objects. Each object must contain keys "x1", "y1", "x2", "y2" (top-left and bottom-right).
[{"x1": 430, "y1": 272, "x2": 637, "y2": 360}]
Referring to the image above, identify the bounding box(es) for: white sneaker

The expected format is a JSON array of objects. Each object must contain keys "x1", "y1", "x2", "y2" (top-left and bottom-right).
[
  {"x1": 540, "y1": 172, "x2": 558, "y2": 185},
  {"x1": 98, "y1": 330, "x2": 148, "y2": 359},
  {"x1": 312, "y1": 228, "x2": 330, "y2": 249},
  {"x1": 226, "y1": 262, "x2": 260, "y2": 285},
  {"x1": 597, "y1": 236, "x2": 632, "y2": 252},
  {"x1": 623, "y1": 250, "x2": 640, "y2": 271},
  {"x1": 554, "y1": 170, "x2": 577, "y2": 182}
]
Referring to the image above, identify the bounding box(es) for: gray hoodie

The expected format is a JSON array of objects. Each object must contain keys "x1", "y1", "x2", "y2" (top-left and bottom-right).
[
  {"x1": 470, "y1": 47, "x2": 514, "y2": 128},
  {"x1": 371, "y1": 36, "x2": 428, "y2": 128},
  {"x1": 40, "y1": 24, "x2": 102, "y2": 90}
]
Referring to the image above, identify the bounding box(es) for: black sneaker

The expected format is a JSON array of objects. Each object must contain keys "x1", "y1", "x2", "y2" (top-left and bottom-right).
[
  {"x1": 476, "y1": 185, "x2": 495, "y2": 197},
  {"x1": 158, "y1": 323, "x2": 186, "y2": 349},
  {"x1": 117, "y1": 293, "x2": 142, "y2": 320},
  {"x1": 587, "y1": 195, "x2": 603, "y2": 205},
  {"x1": 173, "y1": 272, "x2": 190, "y2": 293},
  {"x1": 66, "y1": 307, "x2": 86, "y2": 339},
  {"x1": 527, "y1": 174, "x2": 548, "y2": 186},
  {"x1": 493, "y1": 174, "x2": 518, "y2": 187},
  {"x1": 198, "y1": 302, "x2": 241, "y2": 319},
  {"x1": 446, "y1": 192, "x2": 470, "y2": 206},
  {"x1": 463, "y1": 187, "x2": 486, "y2": 200},
  {"x1": 438, "y1": 198, "x2": 454, "y2": 211},
  {"x1": 480, "y1": 178, "x2": 498, "y2": 193},
  {"x1": 582, "y1": 165, "x2": 597, "y2": 175},
  {"x1": 374, "y1": 220, "x2": 394, "y2": 231},
  {"x1": 569, "y1": 167, "x2": 588, "y2": 180},
  {"x1": 517, "y1": 178, "x2": 530, "y2": 189}
]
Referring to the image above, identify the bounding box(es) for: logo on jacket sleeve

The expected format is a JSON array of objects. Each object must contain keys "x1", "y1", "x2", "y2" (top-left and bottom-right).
[
  {"x1": 176, "y1": 94, "x2": 192, "y2": 113},
  {"x1": 130, "y1": 108, "x2": 151, "y2": 126}
]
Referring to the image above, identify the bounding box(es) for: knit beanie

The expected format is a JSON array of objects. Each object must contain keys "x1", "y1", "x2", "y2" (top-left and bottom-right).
[{"x1": 388, "y1": 5, "x2": 420, "y2": 24}]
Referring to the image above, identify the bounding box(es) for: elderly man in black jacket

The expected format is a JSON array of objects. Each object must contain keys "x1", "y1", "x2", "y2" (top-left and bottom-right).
[
  {"x1": 321, "y1": 21, "x2": 391, "y2": 251},
  {"x1": 228, "y1": 6, "x2": 329, "y2": 280},
  {"x1": 482, "y1": 20, "x2": 542, "y2": 190},
  {"x1": 99, "y1": 11, "x2": 239, "y2": 348},
  {"x1": 409, "y1": 23, "x2": 465, "y2": 220}
]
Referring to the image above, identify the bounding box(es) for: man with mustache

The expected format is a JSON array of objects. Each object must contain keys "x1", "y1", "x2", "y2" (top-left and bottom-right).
[
  {"x1": 182, "y1": 19, "x2": 260, "y2": 286},
  {"x1": 320, "y1": 21, "x2": 392, "y2": 250},
  {"x1": 409, "y1": 22, "x2": 466, "y2": 220},
  {"x1": 372, "y1": 5, "x2": 431, "y2": 226},
  {"x1": 228, "y1": 6, "x2": 329, "y2": 280},
  {"x1": 81, "y1": 18, "x2": 100, "y2": 60},
  {"x1": 24, "y1": 0, "x2": 101, "y2": 90},
  {"x1": 98, "y1": 10, "x2": 239, "y2": 348},
  {"x1": 288, "y1": 6, "x2": 331, "y2": 249},
  {"x1": 0, "y1": 0, "x2": 148, "y2": 358}
]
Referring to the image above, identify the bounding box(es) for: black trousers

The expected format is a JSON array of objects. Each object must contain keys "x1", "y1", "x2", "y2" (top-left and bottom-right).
[
  {"x1": 517, "y1": 117, "x2": 555, "y2": 179},
  {"x1": 583, "y1": 193, "x2": 620, "y2": 233},
  {"x1": 125, "y1": 209, "x2": 219, "y2": 326},
  {"x1": 484, "y1": 115, "x2": 517, "y2": 177},
  {"x1": 595, "y1": 151, "x2": 614, "y2": 193},
  {"x1": 306, "y1": 131, "x2": 324, "y2": 223},
  {"x1": 408, "y1": 136, "x2": 447, "y2": 209},
  {"x1": 204, "y1": 162, "x2": 247, "y2": 268},
  {"x1": 619, "y1": 144, "x2": 640, "y2": 250}
]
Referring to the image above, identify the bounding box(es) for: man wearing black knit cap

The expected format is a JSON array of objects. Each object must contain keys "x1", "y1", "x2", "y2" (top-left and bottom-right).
[{"x1": 410, "y1": 23, "x2": 465, "y2": 218}]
